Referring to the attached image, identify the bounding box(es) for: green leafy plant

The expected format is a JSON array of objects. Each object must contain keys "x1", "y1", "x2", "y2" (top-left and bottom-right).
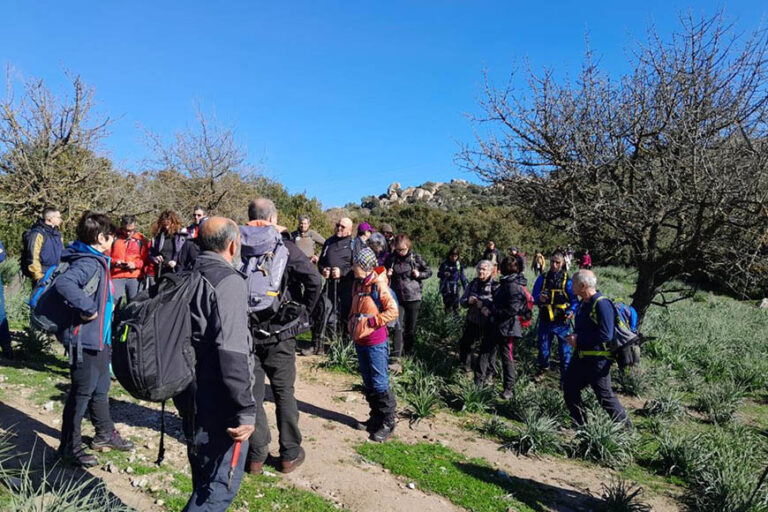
[
  {"x1": 594, "y1": 477, "x2": 652, "y2": 512},
  {"x1": 445, "y1": 376, "x2": 495, "y2": 414},
  {"x1": 694, "y1": 381, "x2": 744, "y2": 425},
  {"x1": 570, "y1": 409, "x2": 637, "y2": 468},
  {"x1": 503, "y1": 413, "x2": 565, "y2": 456},
  {"x1": 318, "y1": 337, "x2": 358, "y2": 374},
  {"x1": 642, "y1": 390, "x2": 686, "y2": 421}
]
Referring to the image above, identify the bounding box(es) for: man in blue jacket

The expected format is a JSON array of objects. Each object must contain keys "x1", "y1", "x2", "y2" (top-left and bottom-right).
[
  {"x1": 24, "y1": 207, "x2": 63, "y2": 284},
  {"x1": 531, "y1": 251, "x2": 578, "y2": 383},
  {"x1": 563, "y1": 270, "x2": 630, "y2": 426}
]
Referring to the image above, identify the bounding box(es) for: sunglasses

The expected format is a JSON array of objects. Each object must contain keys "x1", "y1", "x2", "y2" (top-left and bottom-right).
[{"x1": 336, "y1": 223, "x2": 348, "y2": 228}]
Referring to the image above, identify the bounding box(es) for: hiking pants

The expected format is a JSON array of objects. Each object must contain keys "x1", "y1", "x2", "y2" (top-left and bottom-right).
[
  {"x1": 248, "y1": 339, "x2": 301, "y2": 463},
  {"x1": 389, "y1": 323, "x2": 403, "y2": 359},
  {"x1": 398, "y1": 300, "x2": 421, "y2": 355},
  {"x1": 476, "y1": 335, "x2": 516, "y2": 392},
  {"x1": 183, "y1": 425, "x2": 248, "y2": 512},
  {"x1": 441, "y1": 292, "x2": 460, "y2": 318},
  {"x1": 537, "y1": 322, "x2": 573, "y2": 379},
  {"x1": 458, "y1": 321, "x2": 485, "y2": 371},
  {"x1": 112, "y1": 278, "x2": 140, "y2": 306},
  {"x1": 563, "y1": 356, "x2": 630, "y2": 427},
  {"x1": 59, "y1": 346, "x2": 114, "y2": 453},
  {"x1": 356, "y1": 342, "x2": 390, "y2": 394},
  {"x1": 0, "y1": 278, "x2": 11, "y2": 353}
]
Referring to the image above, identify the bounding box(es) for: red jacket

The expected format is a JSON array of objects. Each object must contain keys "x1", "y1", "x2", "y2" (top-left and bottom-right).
[{"x1": 110, "y1": 231, "x2": 149, "y2": 279}]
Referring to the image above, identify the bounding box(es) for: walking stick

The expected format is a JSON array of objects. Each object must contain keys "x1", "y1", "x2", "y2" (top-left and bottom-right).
[
  {"x1": 318, "y1": 283, "x2": 330, "y2": 345},
  {"x1": 227, "y1": 440, "x2": 242, "y2": 491},
  {"x1": 332, "y1": 277, "x2": 339, "y2": 340}
]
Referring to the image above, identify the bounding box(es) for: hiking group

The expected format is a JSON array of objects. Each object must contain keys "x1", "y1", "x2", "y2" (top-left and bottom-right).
[{"x1": 0, "y1": 203, "x2": 638, "y2": 511}]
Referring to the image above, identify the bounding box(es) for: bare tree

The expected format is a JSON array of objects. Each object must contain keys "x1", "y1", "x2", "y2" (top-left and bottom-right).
[
  {"x1": 0, "y1": 73, "x2": 124, "y2": 226},
  {"x1": 460, "y1": 13, "x2": 768, "y2": 322},
  {"x1": 144, "y1": 109, "x2": 261, "y2": 220}
]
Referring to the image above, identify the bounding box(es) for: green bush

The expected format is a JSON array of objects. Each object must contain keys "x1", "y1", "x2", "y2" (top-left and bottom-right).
[
  {"x1": 642, "y1": 390, "x2": 686, "y2": 421},
  {"x1": 503, "y1": 413, "x2": 565, "y2": 456},
  {"x1": 694, "y1": 381, "x2": 744, "y2": 425},
  {"x1": 595, "y1": 478, "x2": 652, "y2": 512},
  {"x1": 445, "y1": 376, "x2": 495, "y2": 414},
  {"x1": 403, "y1": 372, "x2": 443, "y2": 424},
  {"x1": 0, "y1": 258, "x2": 20, "y2": 286},
  {"x1": 570, "y1": 409, "x2": 637, "y2": 468},
  {"x1": 318, "y1": 337, "x2": 358, "y2": 373}
]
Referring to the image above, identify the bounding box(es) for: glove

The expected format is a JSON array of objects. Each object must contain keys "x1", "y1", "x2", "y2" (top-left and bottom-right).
[{"x1": 367, "y1": 316, "x2": 377, "y2": 328}]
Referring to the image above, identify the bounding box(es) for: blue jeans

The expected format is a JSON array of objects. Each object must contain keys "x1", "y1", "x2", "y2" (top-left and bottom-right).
[
  {"x1": 0, "y1": 277, "x2": 10, "y2": 350},
  {"x1": 537, "y1": 322, "x2": 573, "y2": 377},
  {"x1": 356, "y1": 342, "x2": 390, "y2": 393}
]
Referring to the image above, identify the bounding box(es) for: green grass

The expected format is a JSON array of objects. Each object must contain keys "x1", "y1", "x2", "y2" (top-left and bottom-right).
[{"x1": 358, "y1": 440, "x2": 584, "y2": 512}]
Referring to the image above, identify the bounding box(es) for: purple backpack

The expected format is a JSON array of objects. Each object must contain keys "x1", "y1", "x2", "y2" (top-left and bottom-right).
[{"x1": 239, "y1": 225, "x2": 290, "y2": 323}]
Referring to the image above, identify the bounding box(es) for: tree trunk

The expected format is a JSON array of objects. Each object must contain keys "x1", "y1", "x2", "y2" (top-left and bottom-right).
[{"x1": 631, "y1": 263, "x2": 658, "y2": 327}]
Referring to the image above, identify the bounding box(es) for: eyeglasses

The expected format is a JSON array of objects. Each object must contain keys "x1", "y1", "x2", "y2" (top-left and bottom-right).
[
  {"x1": 194, "y1": 214, "x2": 204, "y2": 218},
  {"x1": 336, "y1": 223, "x2": 348, "y2": 229}
]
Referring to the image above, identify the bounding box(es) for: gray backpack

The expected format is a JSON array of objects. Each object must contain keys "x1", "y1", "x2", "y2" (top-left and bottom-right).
[{"x1": 240, "y1": 225, "x2": 290, "y2": 323}]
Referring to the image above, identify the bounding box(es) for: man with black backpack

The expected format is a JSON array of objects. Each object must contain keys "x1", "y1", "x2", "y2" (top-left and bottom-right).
[
  {"x1": 22, "y1": 206, "x2": 63, "y2": 285},
  {"x1": 177, "y1": 216, "x2": 257, "y2": 511},
  {"x1": 241, "y1": 198, "x2": 322, "y2": 475},
  {"x1": 563, "y1": 270, "x2": 631, "y2": 427}
]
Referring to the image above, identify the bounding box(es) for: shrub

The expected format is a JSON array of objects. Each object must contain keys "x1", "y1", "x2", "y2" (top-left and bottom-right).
[
  {"x1": 21, "y1": 327, "x2": 54, "y2": 357},
  {"x1": 655, "y1": 430, "x2": 708, "y2": 477},
  {"x1": 614, "y1": 367, "x2": 647, "y2": 397},
  {"x1": 694, "y1": 381, "x2": 744, "y2": 425},
  {"x1": 318, "y1": 337, "x2": 358, "y2": 373},
  {"x1": 503, "y1": 413, "x2": 565, "y2": 456},
  {"x1": 570, "y1": 409, "x2": 637, "y2": 468},
  {"x1": 642, "y1": 390, "x2": 686, "y2": 421},
  {"x1": 594, "y1": 478, "x2": 652, "y2": 512},
  {"x1": 0, "y1": 258, "x2": 20, "y2": 286},
  {"x1": 404, "y1": 374, "x2": 443, "y2": 424},
  {"x1": 478, "y1": 415, "x2": 512, "y2": 439},
  {"x1": 445, "y1": 376, "x2": 495, "y2": 414}
]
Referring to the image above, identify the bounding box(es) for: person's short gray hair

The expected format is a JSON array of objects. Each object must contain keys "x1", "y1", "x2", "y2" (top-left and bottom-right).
[
  {"x1": 298, "y1": 214, "x2": 310, "y2": 223},
  {"x1": 572, "y1": 270, "x2": 598, "y2": 289},
  {"x1": 476, "y1": 260, "x2": 493, "y2": 272},
  {"x1": 248, "y1": 198, "x2": 277, "y2": 221},
  {"x1": 199, "y1": 220, "x2": 239, "y2": 252}
]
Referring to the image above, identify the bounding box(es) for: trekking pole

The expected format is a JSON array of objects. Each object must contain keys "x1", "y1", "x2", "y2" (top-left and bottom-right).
[
  {"x1": 332, "y1": 277, "x2": 339, "y2": 340},
  {"x1": 318, "y1": 283, "x2": 330, "y2": 343},
  {"x1": 227, "y1": 440, "x2": 242, "y2": 491}
]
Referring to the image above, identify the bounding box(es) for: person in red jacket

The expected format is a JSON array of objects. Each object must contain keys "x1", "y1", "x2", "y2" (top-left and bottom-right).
[{"x1": 110, "y1": 215, "x2": 149, "y2": 304}]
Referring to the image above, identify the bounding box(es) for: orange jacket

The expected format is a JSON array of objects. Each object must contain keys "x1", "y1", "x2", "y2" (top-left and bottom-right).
[
  {"x1": 347, "y1": 270, "x2": 399, "y2": 343},
  {"x1": 110, "y1": 231, "x2": 149, "y2": 280}
]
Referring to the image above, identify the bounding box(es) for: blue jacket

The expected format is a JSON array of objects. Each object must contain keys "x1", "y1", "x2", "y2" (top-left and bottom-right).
[
  {"x1": 438, "y1": 259, "x2": 468, "y2": 295},
  {"x1": 532, "y1": 270, "x2": 578, "y2": 324},
  {"x1": 53, "y1": 242, "x2": 114, "y2": 352},
  {"x1": 26, "y1": 221, "x2": 63, "y2": 280},
  {"x1": 574, "y1": 292, "x2": 614, "y2": 352}
]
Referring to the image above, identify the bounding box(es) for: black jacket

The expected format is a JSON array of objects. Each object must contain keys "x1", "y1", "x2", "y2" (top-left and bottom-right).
[
  {"x1": 318, "y1": 235, "x2": 354, "y2": 281},
  {"x1": 492, "y1": 273, "x2": 528, "y2": 338},
  {"x1": 386, "y1": 251, "x2": 432, "y2": 303},
  {"x1": 190, "y1": 252, "x2": 257, "y2": 428},
  {"x1": 461, "y1": 277, "x2": 498, "y2": 325}
]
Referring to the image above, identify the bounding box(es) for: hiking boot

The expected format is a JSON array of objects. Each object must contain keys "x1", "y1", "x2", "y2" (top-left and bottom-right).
[
  {"x1": 279, "y1": 447, "x2": 306, "y2": 473},
  {"x1": 245, "y1": 461, "x2": 264, "y2": 475},
  {"x1": 59, "y1": 448, "x2": 97, "y2": 468},
  {"x1": 370, "y1": 421, "x2": 395, "y2": 442},
  {"x1": 91, "y1": 430, "x2": 134, "y2": 452},
  {"x1": 300, "y1": 343, "x2": 325, "y2": 356}
]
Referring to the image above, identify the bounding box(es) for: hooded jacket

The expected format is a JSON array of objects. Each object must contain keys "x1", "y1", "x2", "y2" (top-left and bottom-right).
[
  {"x1": 26, "y1": 221, "x2": 63, "y2": 281},
  {"x1": 492, "y1": 272, "x2": 529, "y2": 338},
  {"x1": 110, "y1": 231, "x2": 149, "y2": 280},
  {"x1": 386, "y1": 250, "x2": 432, "y2": 303},
  {"x1": 348, "y1": 270, "x2": 399, "y2": 346},
  {"x1": 438, "y1": 258, "x2": 468, "y2": 296},
  {"x1": 52, "y1": 241, "x2": 114, "y2": 352}
]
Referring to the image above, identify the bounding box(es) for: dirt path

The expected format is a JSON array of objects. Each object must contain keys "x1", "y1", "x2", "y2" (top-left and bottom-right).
[{"x1": 0, "y1": 355, "x2": 682, "y2": 512}]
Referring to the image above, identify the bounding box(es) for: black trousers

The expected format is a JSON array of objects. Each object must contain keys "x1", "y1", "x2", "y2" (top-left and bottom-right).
[
  {"x1": 248, "y1": 339, "x2": 301, "y2": 463},
  {"x1": 563, "y1": 355, "x2": 630, "y2": 426},
  {"x1": 441, "y1": 292, "x2": 460, "y2": 317},
  {"x1": 322, "y1": 278, "x2": 353, "y2": 339},
  {"x1": 398, "y1": 300, "x2": 421, "y2": 355},
  {"x1": 458, "y1": 321, "x2": 485, "y2": 371},
  {"x1": 59, "y1": 346, "x2": 114, "y2": 453},
  {"x1": 476, "y1": 334, "x2": 516, "y2": 391}
]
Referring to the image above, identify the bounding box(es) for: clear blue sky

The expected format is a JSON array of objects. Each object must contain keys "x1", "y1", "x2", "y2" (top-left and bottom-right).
[{"x1": 3, "y1": 1, "x2": 765, "y2": 208}]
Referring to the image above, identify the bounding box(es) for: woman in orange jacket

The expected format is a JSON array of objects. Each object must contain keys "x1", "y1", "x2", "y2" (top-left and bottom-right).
[
  {"x1": 348, "y1": 247, "x2": 399, "y2": 442},
  {"x1": 110, "y1": 215, "x2": 149, "y2": 303}
]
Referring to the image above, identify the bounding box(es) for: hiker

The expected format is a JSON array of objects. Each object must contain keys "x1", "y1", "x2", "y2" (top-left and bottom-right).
[
  {"x1": 379, "y1": 223, "x2": 395, "y2": 253},
  {"x1": 367, "y1": 232, "x2": 402, "y2": 360},
  {"x1": 174, "y1": 216, "x2": 257, "y2": 511},
  {"x1": 508, "y1": 246, "x2": 525, "y2": 270},
  {"x1": 291, "y1": 214, "x2": 325, "y2": 263},
  {"x1": 22, "y1": 206, "x2": 63, "y2": 285},
  {"x1": 349, "y1": 247, "x2": 399, "y2": 442},
  {"x1": 476, "y1": 257, "x2": 527, "y2": 398},
  {"x1": 149, "y1": 210, "x2": 187, "y2": 275},
  {"x1": 481, "y1": 240, "x2": 500, "y2": 277},
  {"x1": 176, "y1": 217, "x2": 208, "y2": 271},
  {"x1": 55, "y1": 212, "x2": 134, "y2": 468},
  {"x1": 0, "y1": 240, "x2": 12, "y2": 359},
  {"x1": 438, "y1": 246, "x2": 468, "y2": 318},
  {"x1": 308, "y1": 217, "x2": 354, "y2": 354},
  {"x1": 532, "y1": 251, "x2": 546, "y2": 276},
  {"x1": 352, "y1": 222, "x2": 373, "y2": 257},
  {"x1": 532, "y1": 250, "x2": 578, "y2": 384},
  {"x1": 458, "y1": 260, "x2": 497, "y2": 372},
  {"x1": 110, "y1": 215, "x2": 149, "y2": 304},
  {"x1": 186, "y1": 205, "x2": 208, "y2": 239},
  {"x1": 579, "y1": 249, "x2": 593, "y2": 270},
  {"x1": 564, "y1": 270, "x2": 631, "y2": 427},
  {"x1": 242, "y1": 198, "x2": 322, "y2": 475},
  {"x1": 385, "y1": 234, "x2": 432, "y2": 356}
]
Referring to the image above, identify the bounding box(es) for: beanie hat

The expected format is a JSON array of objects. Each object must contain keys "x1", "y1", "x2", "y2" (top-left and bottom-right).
[{"x1": 353, "y1": 247, "x2": 378, "y2": 272}]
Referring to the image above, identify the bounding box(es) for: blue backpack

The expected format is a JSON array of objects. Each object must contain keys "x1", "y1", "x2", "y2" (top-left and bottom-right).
[
  {"x1": 29, "y1": 263, "x2": 99, "y2": 333},
  {"x1": 368, "y1": 283, "x2": 399, "y2": 329}
]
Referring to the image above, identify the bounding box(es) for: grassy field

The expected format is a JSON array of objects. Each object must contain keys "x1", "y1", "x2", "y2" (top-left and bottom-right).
[{"x1": 1, "y1": 262, "x2": 767, "y2": 511}]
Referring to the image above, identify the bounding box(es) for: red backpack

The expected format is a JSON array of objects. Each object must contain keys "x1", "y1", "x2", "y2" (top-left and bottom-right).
[{"x1": 518, "y1": 285, "x2": 535, "y2": 329}]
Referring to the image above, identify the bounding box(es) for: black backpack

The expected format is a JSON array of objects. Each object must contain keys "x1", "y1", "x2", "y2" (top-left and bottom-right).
[{"x1": 112, "y1": 271, "x2": 201, "y2": 464}]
